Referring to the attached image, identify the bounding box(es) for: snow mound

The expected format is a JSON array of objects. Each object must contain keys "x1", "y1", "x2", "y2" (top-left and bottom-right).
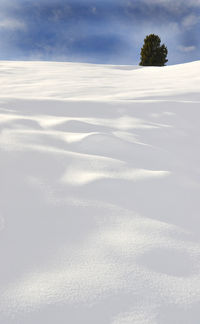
[{"x1": 1, "y1": 60, "x2": 200, "y2": 324}]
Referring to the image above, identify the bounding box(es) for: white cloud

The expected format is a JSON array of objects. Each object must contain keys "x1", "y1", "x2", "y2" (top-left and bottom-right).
[
  {"x1": 143, "y1": 0, "x2": 200, "y2": 5},
  {"x1": 0, "y1": 18, "x2": 26, "y2": 31},
  {"x1": 182, "y1": 14, "x2": 200, "y2": 28},
  {"x1": 91, "y1": 7, "x2": 97, "y2": 14},
  {"x1": 178, "y1": 45, "x2": 196, "y2": 52}
]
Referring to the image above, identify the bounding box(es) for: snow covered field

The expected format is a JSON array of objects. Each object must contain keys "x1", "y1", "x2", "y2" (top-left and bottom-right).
[{"x1": 1, "y1": 60, "x2": 200, "y2": 323}]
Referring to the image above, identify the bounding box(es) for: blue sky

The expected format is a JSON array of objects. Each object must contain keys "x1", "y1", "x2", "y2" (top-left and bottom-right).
[{"x1": 0, "y1": 0, "x2": 199, "y2": 65}]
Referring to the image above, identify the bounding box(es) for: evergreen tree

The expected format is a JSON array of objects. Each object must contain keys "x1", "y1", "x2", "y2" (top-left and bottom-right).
[{"x1": 139, "y1": 34, "x2": 168, "y2": 66}]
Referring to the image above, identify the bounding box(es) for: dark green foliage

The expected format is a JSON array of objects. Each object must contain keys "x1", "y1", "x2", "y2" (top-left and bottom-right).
[{"x1": 139, "y1": 34, "x2": 168, "y2": 66}]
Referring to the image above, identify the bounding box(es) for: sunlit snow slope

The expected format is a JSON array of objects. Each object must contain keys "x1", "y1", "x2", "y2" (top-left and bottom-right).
[{"x1": 1, "y1": 61, "x2": 200, "y2": 323}]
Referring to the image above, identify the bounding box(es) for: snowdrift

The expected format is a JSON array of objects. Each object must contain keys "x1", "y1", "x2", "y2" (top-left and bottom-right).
[{"x1": 1, "y1": 60, "x2": 200, "y2": 323}]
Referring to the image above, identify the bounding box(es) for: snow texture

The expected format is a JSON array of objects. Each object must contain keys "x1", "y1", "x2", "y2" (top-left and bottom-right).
[{"x1": 0, "y1": 60, "x2": 200, "y2": 323}]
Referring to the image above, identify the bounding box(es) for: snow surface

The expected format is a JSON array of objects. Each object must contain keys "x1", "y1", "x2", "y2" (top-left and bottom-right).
[{"x1": 1, "y1": 60, "x2": 200, "y2": 323}]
